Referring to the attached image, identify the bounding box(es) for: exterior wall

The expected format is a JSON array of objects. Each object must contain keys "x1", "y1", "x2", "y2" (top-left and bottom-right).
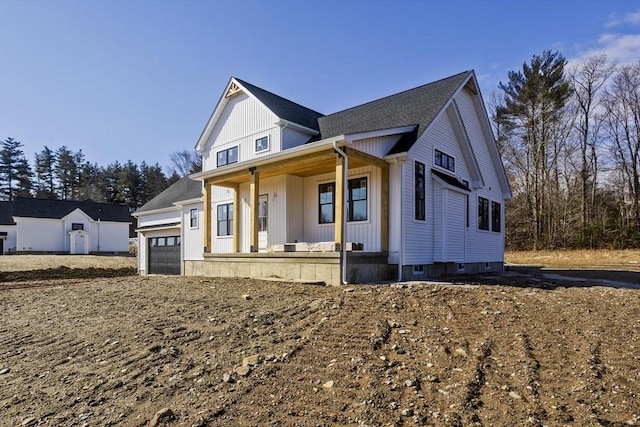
[
  {"x1": 302, "y1": 165, "x2": 382, "y2": 252},
  {"x1": 285, "y1": 175, "x2": 304, "y2": 243},
  {"x1": 15, "y1": 217, "x2": 64, "y2": 252},
  {"x1": 182, "y1": 203, "x2": 204, "y2": 261},
  {"x1": 387, "y1": 161, "x2": 403, "y2": 265},
  {"x1": 350, "y1": 135, "x2": 402, "y2": 158},
  {"x1": 202, "y1": 92, "x2": 280, "y2": 170},
  {"x1": 94, "y1": 222, "x2": 129, "y2": 252},
  {"x1": 137, "y1": 227, "x2": 181, "y2": 274},
  {"x1": 282, "y1": 127, "x2": 313, "y2": 150},
  {"x1": 0, "y1": 224, "x2": 17, "y2": 254},
  {"x1": 455, "y1": 87, "x2": 505, "y2": 263}
]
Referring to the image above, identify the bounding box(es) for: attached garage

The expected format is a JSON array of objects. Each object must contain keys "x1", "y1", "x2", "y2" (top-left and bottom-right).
[{"x1": 148, "y1": 236, "x2": 181, "y2": 275}]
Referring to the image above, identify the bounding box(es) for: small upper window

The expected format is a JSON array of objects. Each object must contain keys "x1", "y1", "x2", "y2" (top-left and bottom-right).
[
  {"x1": 72, "y1": 223, "x2": 84, "y2": 231},
  {"x1": 217, "y1": 146, "x2": 238, "y2": 167},
  {"x1": 255, "y1": 136, "x2": 269, "y2": 153},
  {"x1": 190, "y1": 208, "x2": 198, "y2": 228},
  {"x1": 435, "y1": 149, "x2": 455, "y2": 172}
]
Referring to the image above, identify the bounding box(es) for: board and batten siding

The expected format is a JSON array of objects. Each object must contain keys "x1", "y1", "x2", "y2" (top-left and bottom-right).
[
  {"x1": 350, "y1": 135, "x2": 403, "y2": 158},
  {"x1": 182, "y1": 203, "x2": 204, "y2": 261},
  {"x1": 302, "y1": 166, "x2": 382, "y2": 252},
  {"x1": 455, "y1": 87, "x2": 505, "y2": 263},
  {"x1": 202, "y1": 92, "x2": 280, "y2": 170},
  {"x1": 282, "y1": 128, "x2": 313, "y2": 151}
]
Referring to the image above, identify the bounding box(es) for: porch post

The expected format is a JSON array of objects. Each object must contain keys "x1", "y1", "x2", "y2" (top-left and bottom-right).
[
  {"x1": 203, "y1": 179, "x2": 212, "y2": 253},
  {"x1": 334, "y1": 154, "x2": 345, "y2": 251},
  {"x1": 249, "y1": 168, "x2": 259, "y2": 252},
  {"x1": 381, "y1": 164, "x2": 389, "y2": 252},
  {"x1": 232, "y1": 183, "x2": 240, "y2": 252}
]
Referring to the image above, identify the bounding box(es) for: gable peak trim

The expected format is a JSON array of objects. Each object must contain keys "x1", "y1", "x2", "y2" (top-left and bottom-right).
[{"x1": 225, "y1": 81, "x2": 242, "y2": 98}]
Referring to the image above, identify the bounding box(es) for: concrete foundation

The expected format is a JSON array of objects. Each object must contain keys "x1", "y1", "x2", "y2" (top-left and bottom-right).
[{"x1": 398, "y1": 261, "x2": 505, "y2": 281}]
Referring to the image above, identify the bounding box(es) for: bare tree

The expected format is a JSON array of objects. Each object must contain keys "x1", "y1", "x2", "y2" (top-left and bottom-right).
[{"x1": 169, "y1": 149, "x2": 202, "y2": 177}]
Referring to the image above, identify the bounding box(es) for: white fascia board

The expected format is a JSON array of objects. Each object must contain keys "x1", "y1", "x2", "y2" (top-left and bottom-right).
[
  {"x1": 447, "y1": 100, "x2": 485, "y2": 189},
  {"x1": 343, "y1": 125, "x2": 417, "y2": 144},
  {"x1": 277, "y1": 119, "x2": 320, "y2": 135},
  {"x1": 133, "y1": 205, "x2": 180, "y2": 218},
  {"x1": 190, "y1": 135, "x2": 346, "y2": 181},
  {"x1": 195, "y1": 77, "x2": 239, "y2": 152},
  {"x1": 384, "y1": 152, "x2": 409, "y2": 163},
  {"x1": 61, "y1": 208, "x2": 93, "y2": 222},
  {"x1": 135, "y1": 223, "x2": 182, "y2": 233},
  {"x1": 173, "y1": 198, "x2": 203, "y2": 207}
]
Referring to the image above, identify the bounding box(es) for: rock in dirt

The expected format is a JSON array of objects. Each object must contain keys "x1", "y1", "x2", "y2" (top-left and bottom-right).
[
  {"x1": 21, "y1": 417, "x2": 37, "y2": 426},
  {"x1": 241, "y1": 294, "x2": 251, "y2": 300},
  {"x1": 322, "y1": 380, "x2": 334, "y2": 389},
  {"x1": 222, "y1": 372, "x2": 234, "y2": 383},
  {"x1": 509, "y1": 391, "x2": 523, "y2": 400},
  {"x1": 243, "y1": 354, "x2": 261, "y2": 366},
  {"x1": 0, "y1": 368, "x2": 10, "y2": 375},
  {"x1": 148, "y1": 407, "x2": 174, "y2": 427},
  {"x1": 235, "y1": 365, "x2": 251, "y2": 377},
  {"x1": 401, "y1": 408, "x2": 414, "y2": 417}
]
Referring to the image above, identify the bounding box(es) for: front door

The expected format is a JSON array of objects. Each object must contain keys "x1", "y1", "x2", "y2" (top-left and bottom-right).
[{"x1": 258, "y1": 194, "x2": 268, "y2": 252}]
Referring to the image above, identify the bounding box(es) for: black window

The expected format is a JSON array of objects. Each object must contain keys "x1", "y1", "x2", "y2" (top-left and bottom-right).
[
  {"x1": 435, "y1": 149, "x2": 455, "y2": 172},
  {"x1": 462, "y1": 180, "x2": 469, "y2": 228},
  {"x1": 190, "y1": 208, "x2": 198, "y2": 228},
  {"x1": 491, "y1": 201, "x2": 501, "y2": 232},
  {"x1": 258, "y1": 195, "x2": 268, "y2": 232},
  {"x1": 217, "y1": 203, "x2": 233, "y2": 236},
  {"x1": 255, "y1": 136, "x2": 269, "y2": 152},
  {"x1": 319, "y1": 183, "x2": 334, "y2": 224},
  {"x1": 71, "y1": 223, "x2": 84, "y2": 230},
  {"x1": 216, "y1": 146, "x2": 238, "y2": 167},
  {"x1": 415, "y1": 161, "x2": 425, "y2": 220},
  {"x1": 348, "y1": 177, "x2": 367, "y2": 222},
  {"x1": 478, "y1": 197, "x2": 489, "y2": 231}
]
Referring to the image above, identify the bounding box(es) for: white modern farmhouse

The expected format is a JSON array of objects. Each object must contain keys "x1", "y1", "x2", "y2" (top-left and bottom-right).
[
  {"x1": 135, "y1": 70, "x2": 511, "y2": 285},
  {"x1": 0, "y1": 198, "x2": 131, "y2": 254}
]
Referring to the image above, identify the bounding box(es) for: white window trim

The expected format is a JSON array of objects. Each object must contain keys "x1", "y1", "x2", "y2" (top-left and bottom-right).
[
  {"x1": 255, "y1": 135, "x2": 270, "y2": 153},
  {"x1": 413, "y1": 159, "x2": 426, "y2": 223},
  {"x1": 189, "y1": 208, "x2": 199, "y2": 229}
]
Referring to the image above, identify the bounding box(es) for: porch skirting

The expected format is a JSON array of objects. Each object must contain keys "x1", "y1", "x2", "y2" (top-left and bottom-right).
[{"x1": 185, "y1": 252, "x2": 391, "y2": 286}]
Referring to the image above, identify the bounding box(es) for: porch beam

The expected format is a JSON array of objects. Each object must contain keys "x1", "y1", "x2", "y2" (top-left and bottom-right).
[
  {"x1": 249, "y1": 168, "x2": 259, "y2": 252},
  {"x1": 203, "y1": 179, "x2": 212, "y2": 253},
  {"x1": 381, "y1": 164, "x2": 389, "y2": 251},
  {"x1": 334, "y1": 154, "x2": 345, "y2": 251},
  {"x1": 343, "y1": 147, "x2": 387, "y2": 168}
]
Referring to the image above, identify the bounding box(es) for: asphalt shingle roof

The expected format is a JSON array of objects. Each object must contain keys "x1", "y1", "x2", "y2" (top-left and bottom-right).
[
  {"x1": 11, "y1": 198, "x2": 132, "y2": 222},
  {"x1": 0, "y1": 201, "x2": 15, "y2": 225},
  {"x1": 234, "y1": 78, "x2": 325, "y2": 132},
  {"x1": 135, "y1": 176, "x2": 202, "y2": 214},
  {"x1": 318, "y1": 71, "x2": 472, "y2": 154}
]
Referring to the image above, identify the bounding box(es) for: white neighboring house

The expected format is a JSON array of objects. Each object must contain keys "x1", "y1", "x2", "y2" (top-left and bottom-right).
[
  {"x1": 0, "y1": 198, "x2": 132, "y2": 254},
  {"x1": 137, "y1": 71, "x2": 511, "y2": 284},
  {"x1": 133, "y1": 177, "x2": 203, "y2": 275}
]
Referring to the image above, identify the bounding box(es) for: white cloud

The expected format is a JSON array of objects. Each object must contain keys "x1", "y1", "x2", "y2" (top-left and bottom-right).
[
  {"x1": 570, "y1": 33, "x2": 640, "y2": 67},
  {"x1": 605, "y1": 10, "x2": 640, "y2": 28}
]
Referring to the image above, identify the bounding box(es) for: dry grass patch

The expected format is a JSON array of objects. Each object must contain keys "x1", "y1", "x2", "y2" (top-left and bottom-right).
[
  {"x1": 506, "y1": 249, "x2": 640, "y2": 269},
  {"x1": 0, "y1": 254, "x2": 136, "y2": 272}
]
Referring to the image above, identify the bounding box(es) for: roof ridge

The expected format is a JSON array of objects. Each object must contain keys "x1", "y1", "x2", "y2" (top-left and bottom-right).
[
  {"x1": 321, "y1": 70, "x2": 472, "y2": 119},
  {"x1": 232, "y1": 77, "x2": 325, "y2": 117}
]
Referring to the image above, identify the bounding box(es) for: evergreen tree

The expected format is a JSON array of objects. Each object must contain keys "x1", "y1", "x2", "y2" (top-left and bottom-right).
[
  {"x1": 15, "y1": 157, "x2": 34, "y2": 197},
  {"x1": 140, "y1": 161, "x2": 168, "y2": 204},
  {"x1": 54, "y1": 146, "x2": 76, "y2": 199},
  {"x1": 34, "y1": 146, "x2": 57, "y2": 199},
  {"x1": 0, "y1": 137, "x2": 27, "y2": 201}
]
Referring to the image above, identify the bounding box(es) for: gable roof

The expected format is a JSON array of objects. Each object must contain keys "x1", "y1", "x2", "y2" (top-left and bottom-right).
[
  {"x1": 318, "y1": 71, "x2": 472, "y2": 153},
  {"x1": 135, "y1": 176, "x2": 202, "y2": 214},
  {"x1": 0, "y1": 201, "x2": 15, "y2": 225},
  {"x1": 11, "y1": 198, "x2": 132, "y2": 222},
  {"x1": 233, "y1": 78, "x2": 324, "y2": 132}
]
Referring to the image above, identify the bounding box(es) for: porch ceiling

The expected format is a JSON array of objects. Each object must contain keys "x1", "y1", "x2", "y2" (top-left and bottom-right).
[{"x1": 208, "y1": 147, "x2": 374, "y2": 186}]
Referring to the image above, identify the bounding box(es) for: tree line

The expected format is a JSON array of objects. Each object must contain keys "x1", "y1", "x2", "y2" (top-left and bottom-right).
[
  {"x1": 493, "y1": 51, "x2": 639, "y2": 250},
  {"x1": 0, "y1": 139, "x2": 202, "y2": 211}
]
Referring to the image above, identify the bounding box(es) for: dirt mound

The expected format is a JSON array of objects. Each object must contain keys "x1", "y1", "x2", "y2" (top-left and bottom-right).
[
  {"x1": 1, "y1": 275, "x2": 638, "y2": 426},
  {"x1": 0, "y1": 266, "x2": 136, "y2": 283}
]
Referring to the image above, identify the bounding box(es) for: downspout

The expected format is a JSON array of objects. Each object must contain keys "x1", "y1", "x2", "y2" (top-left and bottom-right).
[
  {"x1": 397, "y1": 161, "x2": 404, "y2": 282},
  {"x1": 333, "y1": 141, "x2": 348, "y2": 285}
]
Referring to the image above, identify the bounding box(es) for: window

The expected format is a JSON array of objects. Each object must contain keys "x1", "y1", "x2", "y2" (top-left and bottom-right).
[
  {"x1": 435, "y1": 149, "x2": 455, "y2": 172},
  {"x1": 413, "y1": 265, "x2": 425, "y2": 275},
  {"x1": 415, "y1": 161, "x2": 425, "y2": 220},
  {"x1": 491, "y1": 201, "x2": 501, "y2": 232},
  {"x1": 190, "y1": 208, "x2": 198, "y2": 228},
  {"x1": 348, "y1": 177, "x2": 368, "y2": 222},
  {"x1": 71, "y1": 223, "x2": 84, "y2": 231},
  {"x1": 319, "y1": 183, "x2": 335, "y2": 224},
  {"x1": 478, "y1": 197, "x2": 489, "y2": 231},
  {"x1": 462, "y1": 180, "x2": 469, "y2": 228},
  {"x1": 255, "y1": 136, "x2": 269, "y2": 152},
  {"x1": 317, "y1": 177, "x2": 368, "y2": 223},
  {"x1": 258, "y1": 195, "x2": 268, "y2": 232},
  {"x1": 216, "y1": 146, "x2": 238, "y2": 167},
  {"x1": 217, "y1": 203, "x2": 233, "y2": 236}
]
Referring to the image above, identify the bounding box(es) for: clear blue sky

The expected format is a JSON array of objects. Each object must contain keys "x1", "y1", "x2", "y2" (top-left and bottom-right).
[{"x1": 1, "y1": 0, "x2": 638, "y2": 172}]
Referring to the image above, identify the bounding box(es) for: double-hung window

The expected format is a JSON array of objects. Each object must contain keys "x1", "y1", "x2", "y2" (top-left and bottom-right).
[
  {"x1": 189, "y1": 208, "x2": 198, "y2": 228},
  {"x1": 216, "y1": 146, "x2": 238, "y2": 167},
  {"x1": 435, "y1": 149, "x2": 455, "y2": 172},
  {"x1": 415, "y1": 161, "x2": 425, "y2": 220},
  {"x1": 318, "y1": 183, "x2": 335, "y2": 224},
  {"x1": 217, "y1": 203, "x2": 233, "y2": 236},
  {"x1": 478, "y1": 197, "x2": 489, "y2": 231}
]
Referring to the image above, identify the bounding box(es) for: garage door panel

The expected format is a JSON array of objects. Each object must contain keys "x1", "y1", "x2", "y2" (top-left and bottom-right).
[{"x1": 148, "y1": 236, "x2": 180, "y2": 275}]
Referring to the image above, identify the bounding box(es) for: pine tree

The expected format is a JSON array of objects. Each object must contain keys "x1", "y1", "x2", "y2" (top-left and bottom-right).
[
  {"x1": 0, "y1": 137, "x2": 27, "y2": 201},
  {"x1": 54, "y1": 146, "x2": 76, "y2": 199},
  {"x1": 15, "y1": 157, "x2": 34, "y2": 197},
  {"x1": 34, "y1": 146, "x2": 57, "y2": 199}
]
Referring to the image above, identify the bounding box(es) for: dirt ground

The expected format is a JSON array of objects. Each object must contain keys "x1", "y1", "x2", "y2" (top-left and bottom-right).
[{"x1": 1, "y1": 260, "x2": 639, "y2": 426}]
